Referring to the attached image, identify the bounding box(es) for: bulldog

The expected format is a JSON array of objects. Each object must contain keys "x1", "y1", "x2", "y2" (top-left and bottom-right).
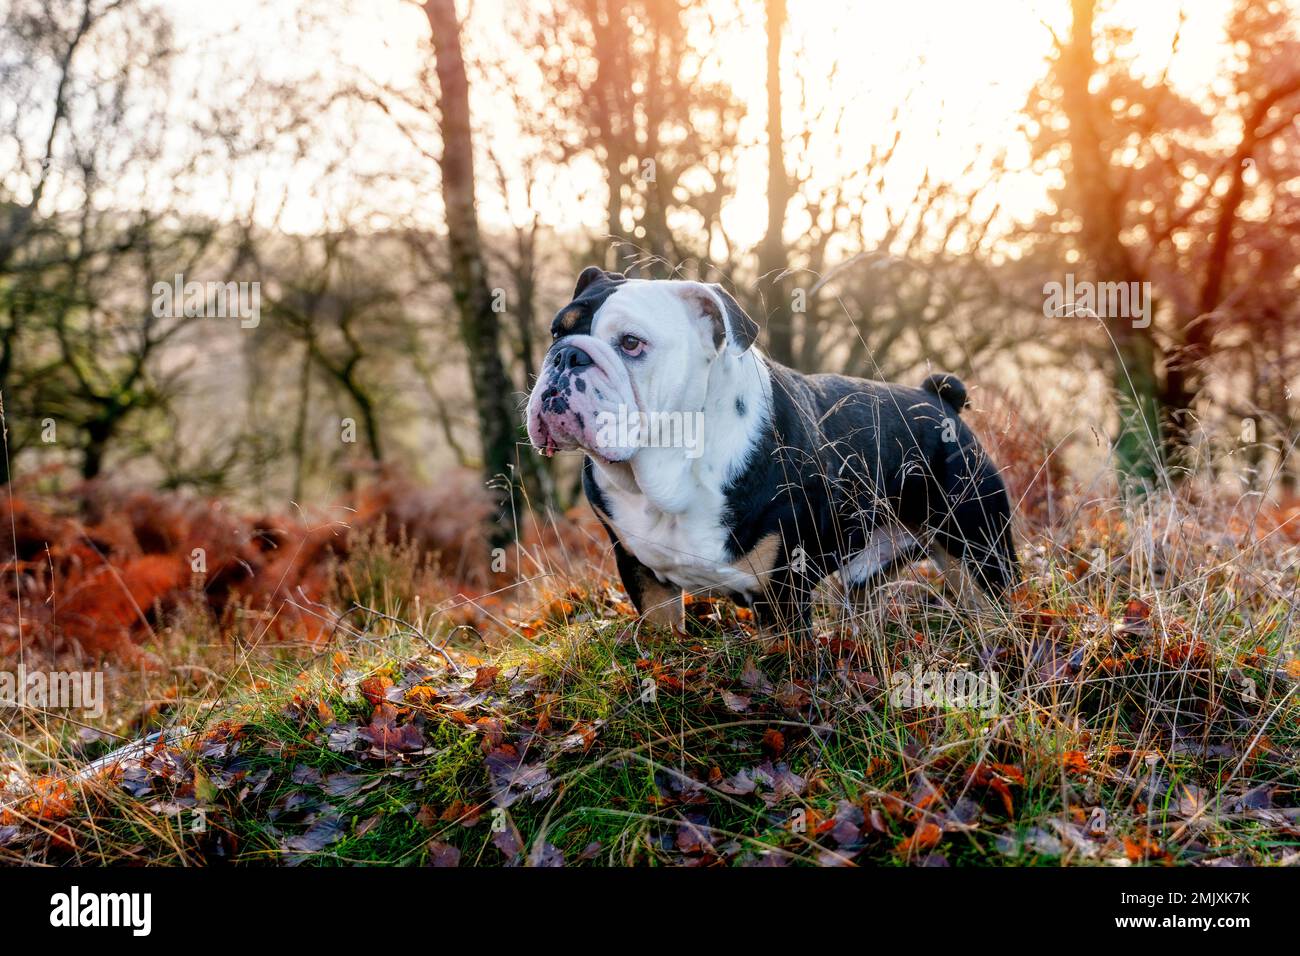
[{"x1": 526, "y1": 267, "x2": 1019, "y2": 633}]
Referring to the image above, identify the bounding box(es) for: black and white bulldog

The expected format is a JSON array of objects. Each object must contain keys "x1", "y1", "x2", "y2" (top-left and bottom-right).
[{"x1": 526, "y1": 267, "x2": 1019, "y2": 634}]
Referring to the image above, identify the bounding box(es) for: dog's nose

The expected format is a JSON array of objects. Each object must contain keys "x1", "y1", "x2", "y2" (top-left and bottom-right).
[{"x1": 552, "y1": 343, "x2": 593, "y2": 371}]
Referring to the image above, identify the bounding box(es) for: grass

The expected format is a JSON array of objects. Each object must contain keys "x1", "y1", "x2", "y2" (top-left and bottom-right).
[{"x1": 2, "y1": 485, "x2": 1300, "y2": 866}]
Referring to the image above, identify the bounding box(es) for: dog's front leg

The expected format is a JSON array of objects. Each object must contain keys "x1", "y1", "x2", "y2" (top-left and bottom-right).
[{"x1": 598, "y1": 521, "x2": 685, "y2": 632}]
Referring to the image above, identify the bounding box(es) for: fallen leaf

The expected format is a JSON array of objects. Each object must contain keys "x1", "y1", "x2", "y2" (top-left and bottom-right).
[
  {"x1": 830, "y1": 800, "x2": 865, "y2": 847},
  {"x1": 426, "y1": 840, "x2": 461, "y2": 867},
  {"x1": 528, "y1": 841, "x2": 565, "y2": 867},
  {"x1": 283, "y1": 812, "x2": 345, "y2": 864},
  {"x1": 775, "y1": 681, "x2": 811, "y2": 714},
  {"x1": 675, "y1": 812, "x2": 714, "y2": 854},
  {"x1": 740, "y1": 658, "x2": 774, "y2": 695},
  {"x1": 322, "y1": 772, "x2": 369, "y2": 798},
  {"x1": 290, "y1": 765, "x2": 324, "y2": 787},
  {"x1": 720, "y1": 690, "x2": 751, "y2": 713},
  {"x1": 357, "y1": 704, "x2": 425, "y2": 758},
  {"x1": 896, "y1": 821, "x2": 942, "y2": 856},
  {"x1": 359, "y1": 674, "x2": 393, "y2": 706},
  {"x1": 761, "y1": 729, "x2": 786, "y2": 759},
  {"x1": 484, "y1": 745, "x2": 554, "y2": 807},
  {"x1": 492, "y1": 826, "x2": 521, "y2": 862}
]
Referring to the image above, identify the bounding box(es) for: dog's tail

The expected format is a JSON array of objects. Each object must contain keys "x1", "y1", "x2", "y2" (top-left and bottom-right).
[{"x1": 920, "y1": 372, "x2": 969, "y2": 413}]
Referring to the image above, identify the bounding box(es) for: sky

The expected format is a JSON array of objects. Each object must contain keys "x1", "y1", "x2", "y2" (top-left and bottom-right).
[{"x1": 148, "y1": 0, "x2": 1243, "y2": 245}]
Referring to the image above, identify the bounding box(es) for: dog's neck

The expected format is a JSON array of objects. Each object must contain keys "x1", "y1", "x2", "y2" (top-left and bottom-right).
[{"x1": 591, "y1": 349, "x2": 772, "y2": 514}]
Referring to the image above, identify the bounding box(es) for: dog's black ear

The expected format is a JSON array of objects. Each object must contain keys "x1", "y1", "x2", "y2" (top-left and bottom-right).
[
  {"x1": 574, "y1": 266, "x2": 611, "y2": 298},
  {"x1": 554, "y1": 268, "x2": 626, "y2": 339},
  {"x1": 702, "y1": 283, "x2": 760, "y2": 356}
]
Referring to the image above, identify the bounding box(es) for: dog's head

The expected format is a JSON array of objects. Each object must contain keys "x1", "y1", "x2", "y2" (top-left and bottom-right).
[{"x1": 526, "y1": 267, "x2": 760, "y2": 462}]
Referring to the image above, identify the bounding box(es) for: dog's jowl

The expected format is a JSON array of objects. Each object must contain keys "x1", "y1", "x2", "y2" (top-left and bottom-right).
[{"x1": 526, "y1": 267, "x2": 1019, "y2": 633}]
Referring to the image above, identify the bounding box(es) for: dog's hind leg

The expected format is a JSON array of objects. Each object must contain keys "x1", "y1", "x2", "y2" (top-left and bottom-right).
[
  {"x1": 926, "y1": 447, "x2": 1019, "y2": 599},
  {"x1": 838, "y1": 523, "x2": 925, "y2": 593}
]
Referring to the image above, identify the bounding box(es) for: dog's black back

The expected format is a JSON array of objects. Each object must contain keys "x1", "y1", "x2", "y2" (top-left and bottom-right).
[{"x1": 711, "y1": 362, "x2": 1018, "y2": 625}]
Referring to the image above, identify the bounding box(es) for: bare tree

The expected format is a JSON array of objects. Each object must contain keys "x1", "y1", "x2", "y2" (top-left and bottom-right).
[
  {"x1": 423, "y1": 0, "x2": 520, "y2": 547},
  {"x1": 1053, "y1": 0, "x2": 1163, "y2": 486},
  {"x1": 758, "y1": 0, "x2": 794, "y2": 366},
  {"x1": 523, "y1": 0, "x2": 747, "y2": 274},
  {"x1": 1028, "y1": 0, "x2": 1300, "y2": 484}
]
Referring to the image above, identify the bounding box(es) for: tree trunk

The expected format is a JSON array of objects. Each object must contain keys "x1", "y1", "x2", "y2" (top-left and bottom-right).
[
  {"x1": 292, "y1": 345, "x2": 311, "y2": 501},
  {"x1": 0, "y1": 392, "x2": 11, "y2": 487},
  {"x1": 1060, "y1": 0, "x2": 1163, "y2": 491},
  {"x1": 336, "y1": 358, "x2": 384, "y2": 464},
  {"x1": 759, "y1": 0, "x2": 794, "y2": 366},
  {"x1": 424, "y1": 0, "x2": 520, "y2": 549},
  {"x1": 0, "y1": 323, "x2": 15, "y2": 485},
  {"x1": 82, "y1": 418, "x2": 113, "y2": 480},
  {"x1": 509, "y1": 255, "x2": 550, "y2": 506},
  {"x1": 587, "y1": 0, "x2": 628, "y2": 269}
]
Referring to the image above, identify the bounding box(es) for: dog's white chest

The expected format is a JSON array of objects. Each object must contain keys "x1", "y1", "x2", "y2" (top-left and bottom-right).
[{"x1": 599, "y1": 485, "x2": 761, "y2": 597}]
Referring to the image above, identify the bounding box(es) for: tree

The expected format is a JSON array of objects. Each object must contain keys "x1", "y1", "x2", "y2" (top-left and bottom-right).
[
  {"x1": 523, "y1": 0, "x2": 747, "y2": 274},
  {"x1": 422, "y1": 0, "x2": 520, "y2": 548},
  {"x1": 1028, "y1": 0, "x2": 1300, "y2": 486},
  {"x1": 758, "y1": 0, "x2": 794, "y2": 366},
  {"x1": 1054, "y1": 0, "x2": 1164, "y2": 488},
  {"x1": 0, "y1": 0, "x2": 356, "y2": 490},
  {"x1": 0, "y1": 0, "x2": 221, "y2": 481}
]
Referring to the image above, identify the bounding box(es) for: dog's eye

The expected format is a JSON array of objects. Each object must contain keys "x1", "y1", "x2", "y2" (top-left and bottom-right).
[{"x1": 619, "y1": 334, "x2": 644, "y2": 356}]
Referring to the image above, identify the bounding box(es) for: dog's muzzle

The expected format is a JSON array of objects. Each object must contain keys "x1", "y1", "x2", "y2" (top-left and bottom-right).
[{"x1": 526, "y1": 335, "x2": 638, "y2": 461}]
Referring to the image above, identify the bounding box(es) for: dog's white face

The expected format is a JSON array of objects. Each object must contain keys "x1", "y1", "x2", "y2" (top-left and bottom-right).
[{"x1": 526, "y1": 274, "x2": 758, "y2": 462}]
